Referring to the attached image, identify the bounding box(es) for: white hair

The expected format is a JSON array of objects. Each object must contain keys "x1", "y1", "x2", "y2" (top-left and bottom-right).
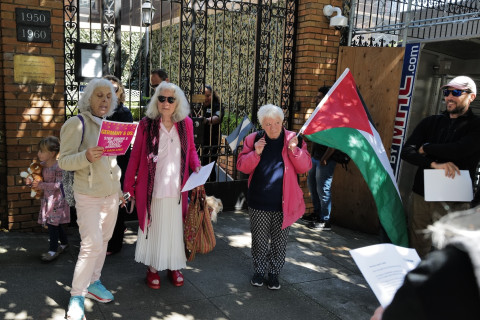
[
  {"x1": 77, "y1": 78, "x2": 117, "y2": 117},
  {"x1": 145, "y1": 81, "x2": 190, "y2": 122},
  {"x1": 429, "y1": 208, "x2": 480, "y2": 249},
  {"x1": 257, "y1": 104, "x2": 284, "y2": 126},
  {"x1": 428, "y1": 208, "x2": 480, "y2": 290}
]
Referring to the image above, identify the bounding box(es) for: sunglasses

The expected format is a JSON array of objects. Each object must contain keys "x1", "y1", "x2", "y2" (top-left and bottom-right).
[
  {"x1": 443, "y1": 89, "x2": 470, "y2": 97},
  {"x1": 158, "y1": 95, "x2": 176, "y2": 104}
]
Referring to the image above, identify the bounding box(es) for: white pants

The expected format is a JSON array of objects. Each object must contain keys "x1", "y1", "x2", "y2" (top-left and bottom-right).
[{"x1": 70, "y1": 192, "x2": 118, "y2": 296}]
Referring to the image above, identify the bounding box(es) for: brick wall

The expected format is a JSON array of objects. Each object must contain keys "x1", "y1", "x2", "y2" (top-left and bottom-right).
[
  {"x1": 0, "y1": 0, "x2": 341, "y2": 229},
  {"x1": 0, "y1": 0, "x2": 65, "y2": 231},
  {"x1": 0, "y1": 5, "x2": 5, "y2": 231},
  {"x1": 293, "y1": 0, "x2": 341, "y2": 215}
]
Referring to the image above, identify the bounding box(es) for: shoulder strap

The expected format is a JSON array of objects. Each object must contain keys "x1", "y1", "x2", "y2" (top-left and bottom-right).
[
  {"x1": 77, "y1": 115, "x2": 85, "y2": 144},
  {"x1": 254, "y1": 130, "x2": 265, "y2": 143}
]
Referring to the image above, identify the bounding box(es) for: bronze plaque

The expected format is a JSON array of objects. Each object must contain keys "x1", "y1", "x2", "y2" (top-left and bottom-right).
[
  {"x1": 14, "y1": 55, "x2": 55, "y2": 84},
  {"x1": 191, "y1": 94, "x2": 204, "y2": 104}
]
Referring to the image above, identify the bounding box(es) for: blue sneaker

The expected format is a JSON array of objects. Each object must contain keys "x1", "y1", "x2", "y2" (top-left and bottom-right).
[
  {"x1": 86, "y1": 280, "x2": 114, "y2": 303},
  {"x1": 67, "y1": 296, "x2": 85, "y2": 320}
]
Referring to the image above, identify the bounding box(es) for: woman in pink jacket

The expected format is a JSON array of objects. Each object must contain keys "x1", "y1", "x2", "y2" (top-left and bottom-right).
[
  {"x1": 124, "y1": 82, "x2": 201, "y2": 289},
  {"x1": 237, "y1": 104, "x2": 311, "y2": 290}
]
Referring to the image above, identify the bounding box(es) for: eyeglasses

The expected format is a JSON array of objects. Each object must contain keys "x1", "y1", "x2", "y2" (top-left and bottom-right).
[
  {"x1": 443, "y1": 89, "x2": 470, "y2": 97},
  {"x1": 158, "y1": 95, "x2": 176, "y2": 104}
]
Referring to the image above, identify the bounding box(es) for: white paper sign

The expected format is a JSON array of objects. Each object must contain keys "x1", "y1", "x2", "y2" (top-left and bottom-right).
[
  {"x1": 424, "y1": 169, "x2": 473, "y2": 202},
  {"x1": 181, "y1": 162, "x2": 215, "y2": 192},
  {"x1": 350, "y1": 243, "x2": 420, "y2": 307}
]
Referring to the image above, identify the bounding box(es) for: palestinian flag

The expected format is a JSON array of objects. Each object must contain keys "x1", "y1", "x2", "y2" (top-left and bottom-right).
[{"x1": 300, "y1": 68, "x2": 408, "y2": 247}]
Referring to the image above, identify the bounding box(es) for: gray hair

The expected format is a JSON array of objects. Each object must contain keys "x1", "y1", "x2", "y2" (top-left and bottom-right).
[
  {"x1": 77, "y1": 78, "x2": 117, "y2": 117},
  {"x1": 145, "y1": 81, "x2": 190, "y2": 122},
  {"x1": 428, "y1": 208, "x2": 480, "y2": 290},
  {"x1": 258, "y1": 104, "x2": 284, "y2": 126},
  {"x1": 429, "y1": 208, "x2": 480, "y2": 250}
]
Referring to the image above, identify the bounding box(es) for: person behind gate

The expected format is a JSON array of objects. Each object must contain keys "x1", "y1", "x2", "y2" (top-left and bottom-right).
[
  {"x1": 123, "y1": 81, "x2": 201, "y2": 290},
  {"x1": 304, "y1": 86, "x2": 337, "y2": 231},
  {"x1": 237, "y1": 104, "x2": 312, "y2": 290}
]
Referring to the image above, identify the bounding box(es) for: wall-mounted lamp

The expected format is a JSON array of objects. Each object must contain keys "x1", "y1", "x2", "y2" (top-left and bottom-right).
[
  {"x1": 141, "y1": 0, "x2": 155, "y2": 27},
  {"x1": 323, "y1": 5, "x2": 348, "y2": 28}
]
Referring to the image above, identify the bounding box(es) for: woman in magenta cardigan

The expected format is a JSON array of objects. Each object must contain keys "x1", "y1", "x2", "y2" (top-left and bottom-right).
[
  {"x1": 124, "y1": 81, "x2": 201, "y2": 289},
  {"x1": 237, "y1": 104, "x2": 311, "y2": 290}
]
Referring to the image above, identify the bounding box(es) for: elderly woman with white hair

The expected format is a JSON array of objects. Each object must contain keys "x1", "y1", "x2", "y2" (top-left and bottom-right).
[
  {"x1": 124, "y1": 81, "x2": 201, "y2": 290},
  {"x1": 237, "y1": 104, "x2": 311, "y2": 290},
  {"x1": 58, "y1": 78, "x2": 125, "y2": 319}
]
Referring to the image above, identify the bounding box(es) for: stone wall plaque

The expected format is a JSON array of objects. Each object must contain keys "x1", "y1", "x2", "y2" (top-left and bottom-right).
[
  {"x1": 14, "y1": 55, "x2": 55, "y2": 85},
  {"x1": 15, "y1": 8, "x2": 51, "y2": 43}
]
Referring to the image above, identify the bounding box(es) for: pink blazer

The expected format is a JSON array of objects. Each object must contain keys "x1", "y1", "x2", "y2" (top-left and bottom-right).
[
  {"x1": 124, "y1": 116, "x2": 200, "y2": 232},
  {"x1": 237, "y1": 129, "x2": 312, "y2": 229}
]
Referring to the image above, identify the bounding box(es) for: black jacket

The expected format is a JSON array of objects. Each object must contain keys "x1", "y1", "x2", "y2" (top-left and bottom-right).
[
  {"x1": 401, "y1": 109, "x2": 480, "y2": 196},
  {"x1": 383, "y1": 245, "x2": 480, "y2": 320}
]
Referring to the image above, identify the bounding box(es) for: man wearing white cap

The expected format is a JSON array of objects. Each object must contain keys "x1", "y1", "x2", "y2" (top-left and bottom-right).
[{"x1": 401, "y1": 75, "x2": 480, "y2": 258}]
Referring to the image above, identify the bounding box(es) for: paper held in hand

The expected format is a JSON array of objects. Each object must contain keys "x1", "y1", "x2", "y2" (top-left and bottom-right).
[
  {"x1": 97, "y1": 120, "x2": 138, "y2": 156},
  {"x1": 349, "y1": 243, "x2": 420, "y2": 307},
  {"x1": 181, "y1": 162, "x2": 215, "y2": 192},
  {"x1": 424, "y1": 169, "x2": 473, "y2": 202}
]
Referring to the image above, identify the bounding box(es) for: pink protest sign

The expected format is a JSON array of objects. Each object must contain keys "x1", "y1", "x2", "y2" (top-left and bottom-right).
[{"x1": 97, "y1": 120, "x2": 138, "y2": 156}]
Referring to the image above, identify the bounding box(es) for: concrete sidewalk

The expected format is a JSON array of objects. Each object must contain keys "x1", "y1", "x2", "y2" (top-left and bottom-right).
[{"x1": 0, "y1": 210, "x2": 380, "y2": 320}]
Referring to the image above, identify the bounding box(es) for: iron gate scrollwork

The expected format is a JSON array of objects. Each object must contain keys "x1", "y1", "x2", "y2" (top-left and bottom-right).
[{"x1": 64, "y1": 0, "x2": 297, "y2": 205}]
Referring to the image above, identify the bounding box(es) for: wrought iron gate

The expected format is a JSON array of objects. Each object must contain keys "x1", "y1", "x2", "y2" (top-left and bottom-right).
[{"x1": 64, "y1": 0, "x2": 297, "y2": 207}]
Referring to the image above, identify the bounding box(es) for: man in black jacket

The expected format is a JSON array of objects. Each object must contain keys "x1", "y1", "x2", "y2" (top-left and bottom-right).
[{"x1": 401, "y1": 75, "x2": 480, "y2": 258}]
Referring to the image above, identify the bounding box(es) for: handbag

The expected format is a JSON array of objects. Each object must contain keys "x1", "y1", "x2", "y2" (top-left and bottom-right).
[
  {"x1": 62, "y1": 171, "x2": 76, "y2": 207},
  {"x1": 184, "y1": 185, "x2": 216, "y2": 261},
  {"x1": 61, "y1": 115, "x2": 85, "y2": 207}
]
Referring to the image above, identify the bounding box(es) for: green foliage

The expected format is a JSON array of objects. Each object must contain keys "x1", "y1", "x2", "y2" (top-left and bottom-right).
[
  {"x1": 150, "y1": 23, "x2": 181, "y2": 84},
  {"x1": 74, "y1": 5, "x2": 288, "y2": 136}
]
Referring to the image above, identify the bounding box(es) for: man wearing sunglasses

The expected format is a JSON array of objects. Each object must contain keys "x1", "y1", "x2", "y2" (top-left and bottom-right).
[
  {"x1": 150, "y1": 69, "x2": 169, "y2": 94},
  {"x1": 401, "y1": 75, "x2": 480, "y2": 258}
]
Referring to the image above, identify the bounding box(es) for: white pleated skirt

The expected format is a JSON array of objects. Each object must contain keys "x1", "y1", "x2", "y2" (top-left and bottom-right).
[{"x1": 135, "y1": 197, "x2": 187, "y2": 271}]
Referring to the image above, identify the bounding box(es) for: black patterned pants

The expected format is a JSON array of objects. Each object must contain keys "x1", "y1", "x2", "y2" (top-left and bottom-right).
[{"x1": 249, "y1": 207, "x2": 290, "y2": 275}]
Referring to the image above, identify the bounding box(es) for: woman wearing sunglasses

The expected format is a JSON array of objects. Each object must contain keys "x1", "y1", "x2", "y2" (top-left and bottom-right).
[
  {"x1": 400, "y1": 75, "x2": 480, "y2": 258},
  {"x1": 124, "y1": 81, "x2": 201, "y2": 289}
]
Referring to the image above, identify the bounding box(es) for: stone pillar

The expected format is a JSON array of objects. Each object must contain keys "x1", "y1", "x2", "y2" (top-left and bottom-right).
[{"x1": 0, "y1": 0, "x2": 65, "y2": 231}]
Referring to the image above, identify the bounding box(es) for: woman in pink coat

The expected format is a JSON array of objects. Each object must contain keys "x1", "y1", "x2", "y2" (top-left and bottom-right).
[
  {"x1": 237, "y1": 104, "x2": 311, "y2": 290},
  {"x1": 124, "y1": 82, "x2": 201, "y2": 289}
]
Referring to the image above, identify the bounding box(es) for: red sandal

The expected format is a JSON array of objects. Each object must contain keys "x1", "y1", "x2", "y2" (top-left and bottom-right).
[
  {"x1": 146, "y1": 268, "x2": 161, "y2": 289},
  {"x1": 168, "y1": 270, "x2": 184, "y2": 287}
]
